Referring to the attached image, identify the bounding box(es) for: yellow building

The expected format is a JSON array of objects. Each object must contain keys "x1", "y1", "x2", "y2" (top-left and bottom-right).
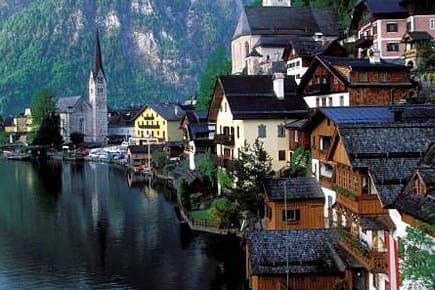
[
  {"x1": 4, "y1": 108, "x2": 32, "y2": 143},
  {"x1": 133, "y1": 103, "x2": 184, "y2": 145}
]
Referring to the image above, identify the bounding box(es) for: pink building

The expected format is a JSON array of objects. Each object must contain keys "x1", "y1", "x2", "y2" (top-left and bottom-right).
[{"x1": 350, "y1": 0, "x2": 435, "y2": 66}]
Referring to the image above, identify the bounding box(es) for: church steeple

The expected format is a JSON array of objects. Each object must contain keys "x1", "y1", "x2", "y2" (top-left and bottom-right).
[{"x1": 93, "y1": 28, "x2": 105, "y2": 78}]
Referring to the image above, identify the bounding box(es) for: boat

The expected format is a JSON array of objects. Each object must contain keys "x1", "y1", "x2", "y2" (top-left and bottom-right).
[{"x1": 6, "y1": 151, "x2": 31, "y2": 161}]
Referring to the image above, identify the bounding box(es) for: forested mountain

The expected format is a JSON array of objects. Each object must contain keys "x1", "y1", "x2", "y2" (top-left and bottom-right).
[{"x1": 0, "y1": 0, "x2": 250, "y2": 114}]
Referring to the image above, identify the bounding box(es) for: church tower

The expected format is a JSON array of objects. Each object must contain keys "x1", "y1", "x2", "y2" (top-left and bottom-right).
[
  {"x1": 262, "y1": 0, "x2": 292, "y2": 6},
  {"x1": 89, "y1": 28, "x2": 108, "y2": 144}
]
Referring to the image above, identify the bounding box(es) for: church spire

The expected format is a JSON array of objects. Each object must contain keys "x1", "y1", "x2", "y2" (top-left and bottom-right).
[{"x1": 93, "y1": 28, "x2": 105, "y2": 78}]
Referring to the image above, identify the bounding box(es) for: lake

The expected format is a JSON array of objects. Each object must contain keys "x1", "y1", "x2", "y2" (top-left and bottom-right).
[{"x1": 0, "y1": 159, "x2": 245, "y2": 289}]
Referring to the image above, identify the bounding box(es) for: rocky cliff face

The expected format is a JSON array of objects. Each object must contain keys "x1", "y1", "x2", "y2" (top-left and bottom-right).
[{"x1": 0, "y1": 0, "x2": 249, "y2": 114}]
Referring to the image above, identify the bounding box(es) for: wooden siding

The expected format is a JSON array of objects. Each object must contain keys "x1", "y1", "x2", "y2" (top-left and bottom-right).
[
  {"x1": 303, "y1": 65, "x2": 347, "y2": 96},
  {"x1": 264, "y1": 199, "x2": 324, "y2": 230},
  {"x1": 311, "y1": 118, "x2": 336, "y2": 160},
  {"x1": 349, "y1": 87, "x2": 412, "y2": 106},
  {"x1": 251, "y1": 274, "x2": 345, "y2": 290},
  {"x1": 331, "y1": 139, "x2": 351, "y2": 166},
  {"x1": 289, "y1": 129, "x2": 310, "y2": 150},
  {"x1": 336, "y1": 193, "x2": 386, "y2": 215}
]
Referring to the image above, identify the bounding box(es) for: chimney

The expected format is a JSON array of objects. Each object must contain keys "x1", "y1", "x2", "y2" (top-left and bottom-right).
[
  {"x1": 368, "y1": 49, "x2": 381, "y2": 64},
  {"x1": 273, "y1": 73, "x2": 285, "y2": 99}
]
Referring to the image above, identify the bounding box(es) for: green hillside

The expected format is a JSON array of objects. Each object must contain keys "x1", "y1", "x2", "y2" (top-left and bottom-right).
[{"x1": 0, "y1": 0, "x2": 248, "y2": 114}]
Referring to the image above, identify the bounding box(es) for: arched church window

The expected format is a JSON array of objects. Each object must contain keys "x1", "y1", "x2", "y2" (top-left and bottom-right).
[{"x1": 245, "y1": 42, "x2": 249, "y2": 58}]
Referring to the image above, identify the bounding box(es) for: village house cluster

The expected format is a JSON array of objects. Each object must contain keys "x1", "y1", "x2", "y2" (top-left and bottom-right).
[{"x1": 1, "y1": 1, "x2": 434, "y2": 290}]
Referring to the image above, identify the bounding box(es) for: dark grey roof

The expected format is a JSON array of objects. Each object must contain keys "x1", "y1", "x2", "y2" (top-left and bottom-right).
[
  {"x1": 247, "y1": 48, "x2": 263, "y2": 57},
  {"x1": 286, "y1": 119, "x2": 309, "y2": 129},
  {"x1": 56, "y1": 96, "x2": 86, "y2": 113},
  {"x1": 128, "y1": 145, "x2": 147, "y2": 154},
  {"x1": 339, "y1": 122, "x2": 435, "y2": 206},
  {"x1": 151, "y1": 103, "x2": 184, "y2": 121},
  {"x1": 246, "y1": 229, "x2": 359, "y2": 275},
  {"x1": 266, "y1": 177, "x2": 324, "y2": 201},
  {"x1": 184, "y1": 110, "x2": 208, "y2": 124},
  {"x1": 233, "y1": 6, "x2": 340, "y2": 40},
  {"x1": 254, "y1": 35, "x2": 296, "y2": 48},
  {"x1": 360, "y1": 215, "x2": 396, "y2": 231},
  {"x1": 394, "y1": 144, "x2": 435, "y2": 224},
  {"x1": 189, "y1": 123, "x2": 214, "y2": 135},
  {"x1": 320, "y1": 56, "x2": 410, "y2": 71},
  {"x1": 172, "y1": 167, "x2": 202, "y2": 188},
  {"x1": 402, "y1": 31, "x2": 433, "y2": 42},
  {"x1": 218, "y1": 75, "x2": 308, "y2": 120},
  {"x1": 350, "y1": 1, "x2": 408, "y2": 31}
]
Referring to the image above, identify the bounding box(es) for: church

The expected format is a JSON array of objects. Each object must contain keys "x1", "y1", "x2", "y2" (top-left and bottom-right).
[{"x1": 56, "y1": 29, "x2": 108, "y2": 145}]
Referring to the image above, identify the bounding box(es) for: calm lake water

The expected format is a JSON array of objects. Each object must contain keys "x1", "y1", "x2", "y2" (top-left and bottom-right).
[{"x1": 0, "y1": 159, "x2": 245, "y2": 290}]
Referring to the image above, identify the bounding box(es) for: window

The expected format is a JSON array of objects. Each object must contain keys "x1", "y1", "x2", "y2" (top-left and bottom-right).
[
  {"x1": 321, "y1": 97, "x2": 327, "y2": 107},
  {"x1": 98, "y1": 88, "x2": 104, "y2": 93},
  {"x1": 237, "y1": 126, "x2": 240, "y2": 139},
  {"x1": 372, "y1": 24, "x2": 377, "y2": 35},
  {"x1": 315, "y1": 97, "x2": 320, "y2": 107},
  {"x1": 407, "y1": 21, "x2": 411, "y2": 31},
  {"x1": 339, "y1": 95, "x2": 344, "y2": 106},
  {"x1": 358, "y1": 71, "x2": 368, "y2": 82},
  {"x1": 387, "y1": 43, "x2": 399, "y2": 52},
  {"x1": 328, "y1": 97, "x2": 333, "y2": 106},
  {"x1": 282, "y1": 209, "x2": 300, "y2": 222},
  {"x1": 258, "y1": 125, "x2": 266, "y2": 138},
  {"x1": 277, "y1": 125, "x2": 285, "y2": 137},
  {"x1": 295, "y1": 130, "x2": 299, "y2": 143},
  {"x1": 278, "y1": 150, "x2": 286, "y2": 161},
  {"x1": 320, "y1": 136, "x2": 332, "y2": 151},
  {"x1": 224, "y1": 102, "x2": 227, "y2": 112},
  {"x1": 431, "y1": 18, "x2": 435, "y2": 30},
  {"x1": 386, "y1": 23, "x2": 398, "y2": 32},
  {"x1": 378, "y1": 71, "x2": 387, "y2": 82}
]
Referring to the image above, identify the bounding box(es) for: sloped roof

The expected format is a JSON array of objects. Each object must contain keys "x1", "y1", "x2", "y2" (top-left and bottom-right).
[
  {"x1": 128, "y1": 145, "x2": 147, "y2": 154},
  {"x1": 266, "y1": 177, "x2": 324, "y2": 201},
  {"x1": 233, "y1": 6, "x2": 340, "y2": 40},
  {"x1": 213, "y1": 75, "x2": 308, "y2": 120},
  {"x1": 394, "y1": 144, "x2": 435, "y2": 225},
  {"x1": 401, "y1": 31, "x2": 433, "y2": 43},
  {"x1": 339, "y1": 122, "x2": 435, "y2": 206},
  {"x1": 151, "y1": 103, "x2": 184, "y2": 121},
  {"x1": 246, "y1": 229, "x2": 360, "y2": 275},
  {"x1": 360, "y1": 215, "x2": 396, "y2": 230},
  {"x1": 56, "y1": 96, "x2": 86, "y2": 113}
]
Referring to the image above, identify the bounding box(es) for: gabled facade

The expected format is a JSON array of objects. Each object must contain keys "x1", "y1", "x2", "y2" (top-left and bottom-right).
[
  {"x1": 245, "y1": 229, "x2": 363, "y2": 290},
  {"x1": 264, "y1": 177, "x2": 324, "y2": 230},
  {"x1": 4, "y1": 108, "x2": 32, "y2": 143},
  {"x1": 282, "y1": 38, "x2": 347, "y2": 84},
  {"x1": 208, "y1": 74, "x2": 308, "y2": 173},
  {"x1": 231, "y1": 6, "x2": 340, "y2": 74},
  {"x1": 305, "y1": 105, "x2": 435, "y2": 290},
  {"x1": 298, "y1": 55, "x2": 415, "y2": 108},
  {"x1": 133, "y1": 103, "x2": 184, "y2": 145},
  {"x1": 56, "y1": 96, "x2": 92, "y2": 143}
]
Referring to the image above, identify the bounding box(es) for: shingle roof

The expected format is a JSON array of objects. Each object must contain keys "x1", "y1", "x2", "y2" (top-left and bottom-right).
[
  {"x1": 233, "y1": 6, "x2": 340, "y2": 40},
  {"x1": 151, "y1": 103, "x2": 184, "y2": 121},
  {"x1": 217, "y1": 75, "x2": 308, "y2": 120},
  {"x1": 401, "y1": 31, "x2": 433, "y2": 42},
  {"x1": 394, "y1": 144, "x2": 435, "y2": 224},
  {"x1": 246, "y1": 229, "x2": 359, "y2": 275},
  {"x1": 128, "y1": 145, "x2": 147, "y2": 154},
  {"x1": 266, "y1": 177, "x2": 324, "y2": 201},
  {"x1": 339, "y1": 123, "x2": 435, "y2": 206},
  {"x1": 56, "y1": 96, "x2": 85, "y2": 113}
]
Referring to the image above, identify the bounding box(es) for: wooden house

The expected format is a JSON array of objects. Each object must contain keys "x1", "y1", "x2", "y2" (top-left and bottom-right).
[
  {"x1": 245, "y1": 229, "x2": 363, "y2": 290},
  {"x1": 208, "y1": 74, "x2": 308, "y2": 173},
  {"x1": 298, "y1": 55, "x2": 415, "y2": 108},
  {"x1": 264, "y1": 177, "x2": 325, "y2": 230}
]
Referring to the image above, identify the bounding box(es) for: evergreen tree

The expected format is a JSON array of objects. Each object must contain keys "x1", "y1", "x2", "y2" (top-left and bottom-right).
[
  {"x1": 231, "y1": 139, "x2": 273, "y2": 223},
  {"x1": 31, "y1": 88, "x2": 57, "y2": 128},
  {"x1": 197, "y1": 45, "x2": 231, "y2": 110},
  {"x1": 197, "y1": 148, "x2": 217, "y2": 190}
]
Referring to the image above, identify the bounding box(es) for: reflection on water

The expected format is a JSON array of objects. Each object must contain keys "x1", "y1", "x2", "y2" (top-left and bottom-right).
[{"x1": 0, "y1": 160, "x2": 245, "y2": 290}]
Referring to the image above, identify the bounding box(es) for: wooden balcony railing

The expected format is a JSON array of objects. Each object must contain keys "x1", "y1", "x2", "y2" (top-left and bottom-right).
[
  {"x1": 335, "y1": 189, "x2": 385, "y2": 215},
  {"x1": 138, "y1": 124, "x2": 160, "y2": 129},
  {"x1": 214, "y1": 134, "x2": 235, "y2": 146},
  {"x1": 306, "y1": 83, "x2": 331, "y2": 94},
  {"x1": 336, "y1": 227, "x2": 387, "y2": 273}
]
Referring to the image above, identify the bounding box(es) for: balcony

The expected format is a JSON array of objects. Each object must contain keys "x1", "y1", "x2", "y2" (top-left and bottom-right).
[
  {"x1": 355, "y1": 36, "x2": 373, "y2": 49},
  {"x1": 138, "y1": 124, "x2": 160, "y2": 129},
  {"x1": 214, "y1": 134, "x2": 235, "y2": 146},
  {"x1": 306, "y1": 82, "x2": 331, "y2": 94},
  {"x1": 403, "y1": 48, "x2": 417, "y2": 59},
  {"x1": 335, "y1": 189, "x2": 385, "y2": 215},
  {"x1": 142, "y1": 116, "x2": 154, "y2": 120},
  {"x1": 336, "y1": 227, "x2": 387, "y2": 273}
]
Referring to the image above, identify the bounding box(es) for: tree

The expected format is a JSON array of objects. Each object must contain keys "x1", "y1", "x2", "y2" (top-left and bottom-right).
[
  {"x1": 31, "y1": 88, "x2": 57, "y2": 128},
  {"x1": 197, "y1": 45, "x2": 231, "y2": 110},
  {"x1": 32, "y1": 112, "x2": 63, "y2": 148},
  {"x1": 197, "y1": 148, "x2": 217, "y2": 189},
  {"x1": 289, "y1": 147, "x2": 312, "y2": 177},
  {"x1": 231, "y1": 139, "x2": 273, "y2": 224},
  {"x1": 417, "y1": 45, "x2": 435, "y2": 72},
  {"x1": 251, "y1": 0, "x2": 262, "y2": 6},
  {"x1": 399, "y1": 224, "x2": 435, "y2": 290}
]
